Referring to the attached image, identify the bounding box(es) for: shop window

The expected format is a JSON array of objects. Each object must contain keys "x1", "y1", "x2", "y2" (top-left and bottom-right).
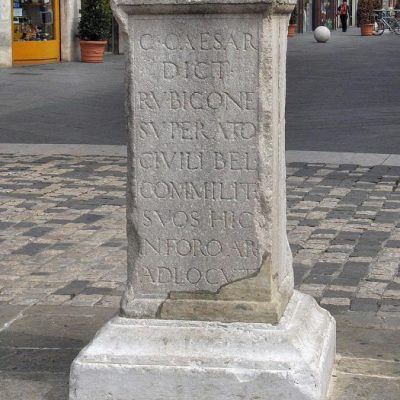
[
  {"x1": 320, "y1": 0, "x2": 335, "y2": 29},
  {"x1": 13, "y1": 0, "x2": 55, "y2": 42}
]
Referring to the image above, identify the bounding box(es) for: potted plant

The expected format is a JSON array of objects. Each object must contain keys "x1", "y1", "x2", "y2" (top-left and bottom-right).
[
  {"x1": 358, "y1": 0, "x2": 381, "y2": 35},
  {"x1": 288, "y1": 5, "x2": 298, "y2": 37},
  {"x1": 78, "y1": 0, "x2": 112, "y2": 63},
  {"x1": 395, "y1": 1, "x2": 400, "y2": 19}
]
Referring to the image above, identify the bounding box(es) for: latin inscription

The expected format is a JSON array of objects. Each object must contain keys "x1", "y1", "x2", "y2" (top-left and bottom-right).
[{"x1": 132, "y1": 16, "x2": 260, "y2": 294}]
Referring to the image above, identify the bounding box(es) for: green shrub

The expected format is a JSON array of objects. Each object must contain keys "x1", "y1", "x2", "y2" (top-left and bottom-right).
[
  {"x1": 289, "y1": 5, "x2": 298, "y2": 25},
  {"x1": 358, "y1": 0, "x2": 382, "y2": 25},
  {"x1": 78, "y1": 0, "x2": 112, "y2": 41}
]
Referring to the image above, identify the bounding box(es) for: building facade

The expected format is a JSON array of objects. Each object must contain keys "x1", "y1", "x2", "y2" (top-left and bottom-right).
[
  {"x1": 296, "y1": 0, "x2": 394, "y2": 32},
  {"x1": 296, "y1": 0, "x2": 355, "y2": 32},
  {"x1": 0, "y1": 0, "x2": 80, "y2": 67}
]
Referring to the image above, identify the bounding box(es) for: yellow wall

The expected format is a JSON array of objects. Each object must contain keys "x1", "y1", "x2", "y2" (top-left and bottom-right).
[{"x1": 12, "y1": 0, "x2": 60, "y2": 65}]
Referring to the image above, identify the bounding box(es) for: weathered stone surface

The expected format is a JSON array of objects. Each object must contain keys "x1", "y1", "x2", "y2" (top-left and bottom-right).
[
  {"x1": 69, "y1": 2, "x2": 336, "y2": 399},
  {"x1": 130, "y1": 15, "x2": 260, "y2": 293},
  {"x1": 113, "y1": 0, "x2": 295, "y2": 323},
  {"x1": 0, "y1": 0, "x2": 12, "y2": 67},
  {"x1": 60, "y1": 0, "x2": 81, "y2": 62},
  {"x1": 70, "y1": 291, "x2": 336, "y2": 400}
]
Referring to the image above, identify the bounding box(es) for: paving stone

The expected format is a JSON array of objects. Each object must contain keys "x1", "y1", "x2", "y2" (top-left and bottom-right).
[
  {"x1": 321, "y1": 297, "x2": 351, "y2": 306},
  {"x1": 325, "y1": 245, "x2": 353, "y2": 253},
  {"x1": 334, "y1": 231, "x2": 361, "y2": 240},
  {"x1": 0, "y1": 305, "x2": 26, "y2": 327},
  {"x1": 327, "y1": 211, "x2": 354, "y2": 219},
  {"x1": 387, "y1": 282, "x2": 400, "y2": 290},
  {"x1": 357, "y1": 281, "x2": 388, "y2": 299},
  {"x1": 0, "y1": 305, "x2": 117, "y2": 348},
  {"x1": 22, "y1": 227, "x2": 53, "y2": 237},
  {"x1": 385, "y1": 240, "x2": 400, "y2": 248},
  {"x1": 298, "y1": 283, "x2": 326, "y2": 298},
  {"x1": 375, "y1": 213, "x2": 398, "y2": 223},
  {"x1": 64, "y1": 294, "x2": 104, "y2": 306},
  {"x1": 323, "y1": 289, "x2": 354, "y2": 298},
  {"x1": 80, "y1": 286, "x2": 114, "y2": 295},
  {"x1": 331, "y1": 277, "x2": 364, "y2": 287},
  {"x1": 95, "y1": 295, "x2": 121, "y2": 308},
  {"x1": 328, "y1": 372, "x2": 400, "y2": 400},
  {"x1": 101, "y1": 241, "x2": 126, "y2": 248},
  {"x1": 380, "y1": 298, "x2": 400, "y2": 312},
  {"x1": 0, "y1": 222, "x2": 14, "y2": 229},
  {"x1": 0, "y1": 155, "x2": 399, "y2": 317},
  {"x1": 73, "y1": 214, "x2": 104, "y2": 224},
  {"x1": 351, "y1": 247, "x2": 380, "y2": 257},
  {"x1": 11, "y1": 243, "x2": 50, "y2": 256},
  {"x1": 303, "y1": 274, "x2": 334, "y2": 285},
  {"x1": 47, "y1": 219, "x2": 77, "y2": 224},
  {"x1": 383, "y1": 290, "x2": 400, "y2": 300},
  {"x1": 312, "y1": 229, "x2": 337, "y2": 235},
  {"x1": 340, "y1": 262, "x2": 370, "y2": 278},
  {"x1": 0, "y1": 349, "x2": 77, "y2": 373},
  {"x1": 350, "y1": 298, "x2": 380, "y2": 312},
  {"x1": 320, "y1": 304, "x2": 350, "y2": 315},
  {"x1": 14, "y1": 222, "x2": 36, "y2": 228},
  {"x1": 362, "y1": 231, "x2": 391, "y2": 240},
  {"x1": 52, "y1": 280, "x2": 91, "y2": 296},
  {"x1": 309, "y1": 263, "x2": 342, "y2": 275},
  {"x1": 0, "y1": 372, "x2": 68, "y2": 400},
  {"x1": 36, "y1": 294, "x2": 71, "y2": 305},
  {"x1": 336, "y1": 319, "x2": 400, "y2": 360},
  {"x1": 50, "y1": 243, "x2": 73, "y2": 250},
  {"x1": 349, "y1": 219, "x2": 371, "y2": 225},
  {"x1": 298, "y1": 218, "x2": 321, "y2": 227}
]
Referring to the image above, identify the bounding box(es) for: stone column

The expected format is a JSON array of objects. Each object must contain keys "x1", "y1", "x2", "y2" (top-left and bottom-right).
[
  {"x1": 0, "y1": 0, "x2": 12, "y2": 67},
  {"x1": 60, "y1": 0, "x2": 81, "y2": 62},
  {"x1": 69, "y1": 1, "x2": 336, "y2": 399}
]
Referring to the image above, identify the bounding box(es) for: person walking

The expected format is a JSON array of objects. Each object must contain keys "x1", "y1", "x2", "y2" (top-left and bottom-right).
[{"x1": 338, "y1": 0, "x2": 349, "y2": 32}]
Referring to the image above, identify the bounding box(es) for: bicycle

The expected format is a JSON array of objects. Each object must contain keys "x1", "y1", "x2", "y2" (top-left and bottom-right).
[{"x1": 373, "y1": 9, "x2": 400, "y2": 35}]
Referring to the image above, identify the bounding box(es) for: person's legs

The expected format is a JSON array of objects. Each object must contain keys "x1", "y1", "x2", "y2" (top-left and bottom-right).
[{"x1": 340, "y1": 15, "x2": 346, "y2": 32}]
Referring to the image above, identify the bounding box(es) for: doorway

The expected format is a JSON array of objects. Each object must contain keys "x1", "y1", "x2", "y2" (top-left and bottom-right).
[{"x1": 12, "y1": 0, "x2": 60, "y2": 65}]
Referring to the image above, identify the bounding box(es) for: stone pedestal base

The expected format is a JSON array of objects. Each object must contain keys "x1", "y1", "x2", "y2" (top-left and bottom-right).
[{"x1": 69, "y1": 291, "x2": 335, "y2": 400}]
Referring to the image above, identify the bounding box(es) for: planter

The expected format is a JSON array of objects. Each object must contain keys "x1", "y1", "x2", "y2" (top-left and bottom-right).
[
  {"x1": 288, "y1": 24, "x2": 296, "y2": 37},
  {"x1": 80, "y1": 40, "x2": 107, "y2": 63},
  {"x1": 360, "y1": 24, "x2": 374, "y2": 36}
]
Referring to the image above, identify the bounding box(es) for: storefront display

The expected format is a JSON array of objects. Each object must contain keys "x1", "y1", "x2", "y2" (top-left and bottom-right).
[
  {"x1": 0, "y1": 0, "x2": 116, "y2": 67},
  {"x1": 13, "y1": 0, "x2": 54, "y2": 42},
  {"x1": 312, "y1": 0, "x2": 338, "y2": 30},
  {"x1": 12, "y1": 0, "x2": 60, "y2": 65}
]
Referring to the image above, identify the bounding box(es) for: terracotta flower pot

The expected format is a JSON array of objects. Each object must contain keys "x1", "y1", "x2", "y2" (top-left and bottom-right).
[
  {"x1": 80, "y1": 40, "x2": 107, "y2": 63},
  {"x1": 288, "y1": 24, "x2": 296, "y2": 37},
  {"x1": 360, "y1": 24, "x2": 374, "y2": 36}
]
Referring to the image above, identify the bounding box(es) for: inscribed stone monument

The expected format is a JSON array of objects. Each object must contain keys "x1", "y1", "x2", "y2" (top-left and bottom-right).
[
  {"x1": 121, "y1": 13, "x2": 292, "y2": 323},
  {"x1": 69, "y1": 1, "x2": 336, "y2": 399}
]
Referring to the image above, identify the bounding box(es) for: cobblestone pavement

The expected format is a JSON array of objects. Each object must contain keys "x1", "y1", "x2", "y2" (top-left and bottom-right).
[
  {"x1": 0, "y1": 154, "x2": 399, "y2": 399},
  {"x1": 0, "y1": 154, "x2": 399, "y2": 314}
]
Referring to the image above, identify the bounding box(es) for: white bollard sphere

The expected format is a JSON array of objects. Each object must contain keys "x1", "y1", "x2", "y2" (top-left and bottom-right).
[{"x1": 314, "y1": 26, "x2": 331, "y2": 43}]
